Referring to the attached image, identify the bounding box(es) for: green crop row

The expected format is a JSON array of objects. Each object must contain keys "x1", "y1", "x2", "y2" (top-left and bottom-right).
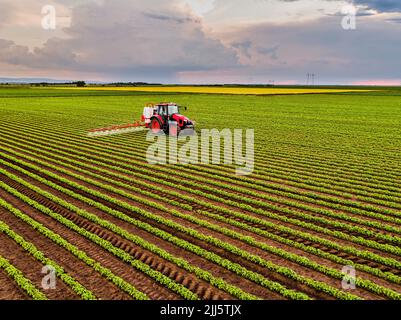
[
  {"x1": 5, "y1": 121, "x2": 400, "y2": 226},
  {"x1": 5, "y1": 117, "x2": 399, "y2": 192},
  {"x1": 0, "y1": 179, "x2": 198, "y2": 300},
  {"x1": 0, "y1": 169, "x2": 258, "y2": 300},
  {"x1": 1, "y1": 142, "x2": 397, "y2": 267},
  {"x1": 1, "y1": 142, "x2": 394, "y2": 280},
  {"x1": 2, "y1": 143, "x2": 395, "y2": 298},
  {"x1": 0, "y1": 160, "x2": 312, "y2": 300},
  {"x1": 0, "y1": 198, "x2": 149, "y2": 300},
  {"x1": 0, "y1": 217, "x2": 97, "y2": 300},
  {"x1": 6, "y1": 135, "x2": 400, "y2": 259},
  {"x1": 0, "y1": 119, "x2": 400, "y2": 298},
  {"x1": 4, "y1": 155, "x2": 397, "y2": 300},
  {"x1": 0, "y1": 254, "x2": 47, "y2": 300},
  {"x1": 79, "y1": 120, "x2": 400, "y2": 199},
  {"x1": 3, "y1": 120, "x2": 399, "y2": 213},
  {"x1": 24, "y1": 142, "x2": 401, "y2": 287},
  {"x1": 196, "y1": 209, "x2": 401, "y2": 287},
  {"x1": 1, "y1": 130, "x2": 399, "y2": 254},
  {"x1": 1, "y1": 120, "x2": 400, "y2": 235}
]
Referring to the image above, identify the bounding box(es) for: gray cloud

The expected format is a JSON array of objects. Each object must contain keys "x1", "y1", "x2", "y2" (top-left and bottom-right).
[
  {"x1": 353, "y1": 0, "x2": 401, "y2": 13},
  {"x1": 230, "y1": 40, "x2": 280, "y2": 61},
  {"x1": 219, "y1": 14, "x2": 401, "y2": 83},
  {"x1": 256, "y1": 45, "x2": 279, "y2": 60},
  {"x1": 0, "y1": 0, "x2": 238, "y2": 82},
  {"x1": 0, "y1": 37, "x2": 76, "y2": 67},
  {"x1": 277, "y1": 0, "x2": 401, "y2": 13},
  {"x1": 142, "y1": 12, "x2": 201, "y2": 24},
  {"x1": 0, "y1": 0, "x2": 400, "y2": 83},
  {"x1": 231, "y1": 40, "x2": 253, "y2": 58},
  {"x1": 386, "y1": 18, "x2": 401, "y2": 24}
]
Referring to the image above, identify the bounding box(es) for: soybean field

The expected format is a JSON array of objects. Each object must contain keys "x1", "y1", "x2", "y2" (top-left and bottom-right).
[{"x1": 0, "y1": 86, "x2": 400, "y2": 300}]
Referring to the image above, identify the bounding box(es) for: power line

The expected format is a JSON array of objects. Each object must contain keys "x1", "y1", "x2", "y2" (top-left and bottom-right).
[{"x1": 307, "y1": 72, "x2": 317, "y2": 86}]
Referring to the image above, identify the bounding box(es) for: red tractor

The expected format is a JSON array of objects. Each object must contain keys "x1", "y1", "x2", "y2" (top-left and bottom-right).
[
  {"x1": 143, "y1": 103, "x2": 194, "y2": 136},
  {"x1": 88, "y1": 102, "x2": 194, "y2": 137}
]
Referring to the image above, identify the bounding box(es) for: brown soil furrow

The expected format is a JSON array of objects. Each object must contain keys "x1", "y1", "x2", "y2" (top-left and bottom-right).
[
  {"x1": 0, "y1": 164, "x2": 282, "y2": 300},
  {"x1": 4, "y1": 139, "x2": 398, "y2": 251},
  {"x1": 0, "y1": 207, "x2": 131, "y2": 300},
  {"x1": 243, "y1": 168, "x2": 401, "y2": 211},
  {"x1": 44, "y1": 163, "x2": 400, "y2": 298},
  {"x1": 0, "y1": 232, "x2": 77, "y2": 300},
  {"x1": 48, "y1": 152, "x2": 401, "y2": 278},
  {"x1": 0, "y1": 172, "x2": 240, "y2": 300},
  {"x1": 11, "y1": 142, "x2": 397, "y2": 258},
  {"x1": 0, "y1": 269, "x2": 31, "y2": 300},
  {"x1": 224, "y1": 187, "x2": 401, "y2": 242},
  {"x1": 167, "y1": 173, "x2": 400, "y2": 247},
  {"x1": 26, "y1": 132, "x2": 399, "y2": 222},
  {"x1": 1, "y1": 150, "x2": 398, "y2": 298},
  {"x1": 1, "y1": 147, "x2": 388, "y2": 264},
  {"x1": 0, "y1": 188, "x2": 179, "y2": 300},
  {"x1": 0, "y1": 163, "x2": 355, "y2": 300},
  {"x1": 10, "y1": 121, "x2": 398, "y2": 213},
  {"x1": 1, "y1": 129, "x2": 398, "y2": 233}
]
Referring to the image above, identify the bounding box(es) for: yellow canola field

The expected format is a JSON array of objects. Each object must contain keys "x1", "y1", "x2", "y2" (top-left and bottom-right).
[{"x1": 58, "y1": 86, "x2": 371, "y2": 95}]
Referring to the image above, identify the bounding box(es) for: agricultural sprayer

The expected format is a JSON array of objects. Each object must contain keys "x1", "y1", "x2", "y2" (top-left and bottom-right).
[{"x1": 88, "y1": 102, "x2": 195, "y2": 137}]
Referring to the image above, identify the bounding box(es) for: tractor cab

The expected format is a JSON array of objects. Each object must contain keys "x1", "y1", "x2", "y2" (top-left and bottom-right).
[
  {"x1": 144, "y1": 102, "x2": 194, "y2": 135},
  {"x1": 156, "y1": 103, "x2": 181, "y2": 118}
]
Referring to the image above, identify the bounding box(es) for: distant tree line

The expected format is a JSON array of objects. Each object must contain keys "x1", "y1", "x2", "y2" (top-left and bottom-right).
[
  {"x1": 30, "y1": 81, "x2": 86, "y2": 87},
  {"x1": 17, "y1": 81, "x2": 276, "y2": 88},
  {"x1": 109, "y1": 82, "x2": 162, "y2": 86}
]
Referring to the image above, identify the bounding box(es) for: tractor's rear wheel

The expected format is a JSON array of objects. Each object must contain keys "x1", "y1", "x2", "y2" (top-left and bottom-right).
[{"x1": 150, "y1": 118, "x2": 162, "y2": 134}]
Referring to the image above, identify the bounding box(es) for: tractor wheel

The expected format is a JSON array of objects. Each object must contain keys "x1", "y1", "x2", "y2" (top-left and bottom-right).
[{"x1": 150, "y1": 118, "x2": 162, "y2": 134}]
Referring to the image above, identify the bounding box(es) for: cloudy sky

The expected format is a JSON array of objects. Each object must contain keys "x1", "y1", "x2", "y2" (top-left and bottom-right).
[{"x1": 0, "y1": 0, "x2": 400, "y2": 84}]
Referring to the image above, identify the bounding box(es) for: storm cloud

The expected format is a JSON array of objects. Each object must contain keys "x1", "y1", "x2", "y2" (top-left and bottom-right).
[
  {"x1": 199, "y1": 12, "x2": 401, "y2": 84},
  {"x1": 0, "y1": 0, "x2": 400, "y2": 84},
  {"x1": 0, "y1": 0, "x2": 239, "y2": 81},
  {"x1": 353, "y1": 0, "x2": 401, "y2": 13}
]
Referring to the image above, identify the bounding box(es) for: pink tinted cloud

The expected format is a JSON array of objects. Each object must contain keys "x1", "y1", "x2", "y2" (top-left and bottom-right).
[
  {"x1": 275, "y1": 80, "x2": 298, "y2": 85},
  {"x1": 351, "y1": 79, "x2": 401, "y2": 86}
]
